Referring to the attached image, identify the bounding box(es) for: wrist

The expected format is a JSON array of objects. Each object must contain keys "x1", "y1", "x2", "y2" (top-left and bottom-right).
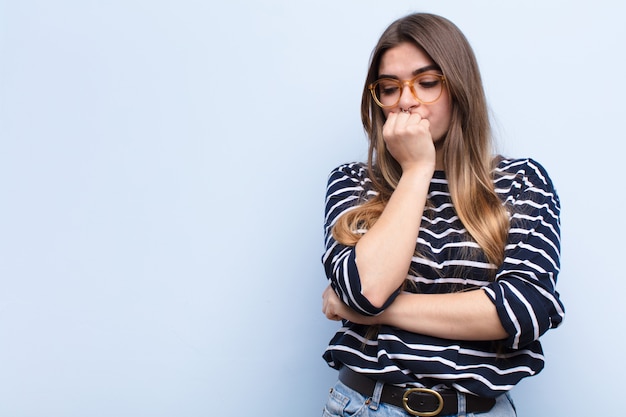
[{"x1": 400, "y1": 164, "x2": 435, "y2": 183}]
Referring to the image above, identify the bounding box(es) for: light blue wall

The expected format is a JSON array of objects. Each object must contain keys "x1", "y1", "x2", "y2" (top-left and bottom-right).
[{"x1": 1, "y1": 1, "x2": 623, "y2": 416}]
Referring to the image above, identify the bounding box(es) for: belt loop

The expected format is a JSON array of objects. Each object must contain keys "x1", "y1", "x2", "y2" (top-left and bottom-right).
[
  {"x1": 456, "y1": 391, "x2": 467, "y2": 417},
  {"x1": 368, "y1": 380, "x2": 384, "y2": 410}
]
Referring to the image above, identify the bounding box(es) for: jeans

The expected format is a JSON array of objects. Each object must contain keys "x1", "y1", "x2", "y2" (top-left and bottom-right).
[{"x1": 322, "y1": 380, "x2": 516, "y2": 417}]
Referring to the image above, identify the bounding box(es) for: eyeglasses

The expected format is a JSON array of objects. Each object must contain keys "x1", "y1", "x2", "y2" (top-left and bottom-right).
[{"x1": 368, "y1": 73, "x2": 446, "y2": 108}]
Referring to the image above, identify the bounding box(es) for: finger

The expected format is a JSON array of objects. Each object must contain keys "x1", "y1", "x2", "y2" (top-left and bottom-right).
[
  {"x1": 391, "y1": 110, "x2": 418, "y2": 130},
  {"x1": 382, "y1": 111, "x2": 398, "y2": 138},
  {"x1": 384, "y1": 111, "x2": 413, "y2": 143},
  {"x1": 394, "y1": 110, "x2": 412, "y2": 125},
  {"x1": 408, "y1": 112, "x2": 422, "y2": 123},
  {"x1": 323, "y1": 306, "x2": 342, "y2": 321},
  {"x1": 322, "y1": 290, "x2": 334, "y2": 316},
  {"x1": 323, "y1": 285, "x2": 333, "y2": 297}
]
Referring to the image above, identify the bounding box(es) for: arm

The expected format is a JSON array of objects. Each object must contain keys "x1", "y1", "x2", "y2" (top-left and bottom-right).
[
  {"x1": 322, "y1": 112, "x2": 435, "y2": 315},
  {"x1": 322, "y1": 164, "x2": 388, "y2": 316},
  {"x1": 355, "y1": 111, "x2": 435, "y2": 307},
  {"x1": 377, "y1": 291, "x2": 507, "y2": 340},
  {"x1": 323, "y1": 285, "x2": 507, "y2": 341},
  {"x1": 324, "y1": 159, "x2": 564, "y2": 346},
  {"x1": 483, "y1": 159, "x2": 565, "y2": 349},
  {"x1": 355, "y1": 166, "x2": 432, "y2": 307}
]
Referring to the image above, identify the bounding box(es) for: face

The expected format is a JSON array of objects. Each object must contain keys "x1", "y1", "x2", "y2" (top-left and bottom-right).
[{"x1": 377, "y1": 42, "x2": 452, "y2": 143}]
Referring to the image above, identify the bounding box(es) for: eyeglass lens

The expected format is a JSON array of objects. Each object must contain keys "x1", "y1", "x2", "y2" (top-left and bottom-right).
[{"x1": 372, "y1": 74, "x2": 443, "y2": 107}]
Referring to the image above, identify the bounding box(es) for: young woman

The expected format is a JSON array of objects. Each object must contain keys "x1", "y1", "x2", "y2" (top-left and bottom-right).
[{"x1": 321, "y1": 13, "x2": 564, "y2": 417}]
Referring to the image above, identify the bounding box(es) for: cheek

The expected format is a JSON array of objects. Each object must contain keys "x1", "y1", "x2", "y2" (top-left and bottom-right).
[
  {"x1": 431, "y1": 101, "x2": 452, "y2": 126},
  {"x1": 427, "y1": 103, "x2": 453, "y2": 139}
]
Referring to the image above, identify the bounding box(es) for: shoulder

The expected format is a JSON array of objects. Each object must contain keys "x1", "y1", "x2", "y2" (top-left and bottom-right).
[
  {"x1": 494, "y1": 157, "x2": 560, "y2": 208},
  {"x1": 324, "y1": 162, "x2": 379, "y2": 207},
  {"x1": 327, "y1": 162, "x2": 368, "y2": 179},
  {"x1": 495, "y1": 157, "x2": 555, "y2": 184},
  {"x1": 326, "y1": 162, "x2": 371, "y2": 189}
]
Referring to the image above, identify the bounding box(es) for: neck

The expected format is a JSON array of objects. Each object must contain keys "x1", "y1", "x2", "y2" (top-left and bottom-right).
[{"x1": 435, "y1": 142, "x2": 445, "y2": 171}]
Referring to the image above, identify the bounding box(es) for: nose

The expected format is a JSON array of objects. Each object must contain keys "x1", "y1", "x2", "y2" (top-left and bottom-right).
[{"x1": 397, "y1": 82, "x2": 419, "y2": 110}]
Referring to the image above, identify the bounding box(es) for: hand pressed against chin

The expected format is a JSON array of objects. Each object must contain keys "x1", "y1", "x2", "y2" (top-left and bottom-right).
[{"x1": 382, "y1": 110, "x2": 436, "y2": 173}]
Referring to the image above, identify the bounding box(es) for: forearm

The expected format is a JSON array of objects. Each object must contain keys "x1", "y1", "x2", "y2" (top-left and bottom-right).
[
  {"x1": 376, "y1": 290, "x2": 508, "y2": 341},
  {"x1": 355, "y1": 167, "x2": 432, "y2": 308}
]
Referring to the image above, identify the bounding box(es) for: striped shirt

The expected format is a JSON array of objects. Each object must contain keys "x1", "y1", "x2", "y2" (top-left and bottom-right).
[{"x1": 321, "y1": 158, "x2": 564, "y2": 398}]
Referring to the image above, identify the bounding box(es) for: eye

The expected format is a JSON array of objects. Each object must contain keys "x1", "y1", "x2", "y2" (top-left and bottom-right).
[
  {"x1": 375, "y1": 79, "x2": 400, "y2": 96},
  {"x1": 416, "y1": 75, "x2": 442, "y2": 89},
  {"x1": 380, "y1": 86, "x2": 399, "y2": 96}
]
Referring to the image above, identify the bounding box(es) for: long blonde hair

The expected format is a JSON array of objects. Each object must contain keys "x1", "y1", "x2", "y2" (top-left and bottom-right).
[{"x1": 333, "y1": 13, "x2": 509, "y2": 269}]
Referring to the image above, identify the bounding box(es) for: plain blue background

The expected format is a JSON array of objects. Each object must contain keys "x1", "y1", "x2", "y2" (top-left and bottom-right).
[{"x1": 1, "y1": 1, "x2": 623, "y2": 416}]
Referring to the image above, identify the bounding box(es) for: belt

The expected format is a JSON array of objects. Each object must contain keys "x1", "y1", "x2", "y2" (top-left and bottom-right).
[{"x1": 338, "y1": 367, "x2": 495, "y2": 417}]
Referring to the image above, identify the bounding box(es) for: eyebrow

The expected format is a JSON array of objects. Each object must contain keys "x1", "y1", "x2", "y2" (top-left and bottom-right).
[{"x1": 378, "y1": 64, "x2": 441, "y2": 79}]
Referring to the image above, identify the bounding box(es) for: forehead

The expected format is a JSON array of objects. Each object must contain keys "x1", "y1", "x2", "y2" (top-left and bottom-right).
[{"x1": 378, "y1": 42, "x2": 435, "y2": 76}]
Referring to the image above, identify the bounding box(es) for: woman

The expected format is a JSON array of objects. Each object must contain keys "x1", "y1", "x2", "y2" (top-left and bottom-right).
[{"x1": 321, "y1": 13, "x2": 564, "y2": 417}]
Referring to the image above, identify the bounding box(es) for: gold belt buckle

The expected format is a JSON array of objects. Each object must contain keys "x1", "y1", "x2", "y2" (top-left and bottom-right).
[{"x1": 402, "y1": 387, "x2": 444, "y2": 417}]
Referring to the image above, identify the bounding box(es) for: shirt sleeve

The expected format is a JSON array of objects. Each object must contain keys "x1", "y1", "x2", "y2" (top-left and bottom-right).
[
  {"x1": 321, "y1": 163, "x2": 400, "y2": 316},
  {"x1": 483, "y1": 159, "x2": 565, "y2": 349}
]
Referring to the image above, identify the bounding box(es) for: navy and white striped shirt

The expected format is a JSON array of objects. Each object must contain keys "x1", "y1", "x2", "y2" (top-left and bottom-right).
[{"x1": 321, "y1": 158, "x2": 564, "y2": 398}]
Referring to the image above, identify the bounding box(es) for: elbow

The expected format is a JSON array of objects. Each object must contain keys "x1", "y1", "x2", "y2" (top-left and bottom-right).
[
  {"x1": 361, "y1": 287, "x2": 387, "y2": 310},
  {"x1": 359, "y1": 281, "x2": 401, "y2": 312},
  {"x1": 490, "y1": 323, "x2": 509, "y2": 341}
]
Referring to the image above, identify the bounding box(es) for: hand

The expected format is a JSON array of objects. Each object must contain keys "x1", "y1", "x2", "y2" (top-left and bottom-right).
[
  {"x1": 322, "y1": 285, "x2": 345, "y2": 321},
  {"x1": 382, "y1": 111, "x2": 436, "y2": 172},
  {"x1": 322, "y1": 285, "x2": 378, "y2": 325}
]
